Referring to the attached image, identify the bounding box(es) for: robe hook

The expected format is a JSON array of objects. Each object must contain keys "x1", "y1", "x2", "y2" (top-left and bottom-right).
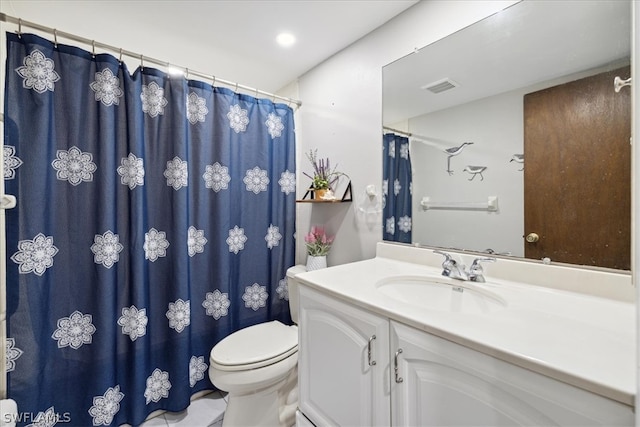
[{"x1": 614, "y1": 76, "x2": 632, "y2": 93}]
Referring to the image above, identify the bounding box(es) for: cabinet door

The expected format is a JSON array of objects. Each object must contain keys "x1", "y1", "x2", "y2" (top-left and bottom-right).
[
  {"x1": 299, "y1": 287, "x2": 390, "y2": 427},
  {"x1": 390, "y1": 321, "x2": 633, "y2": 426}
]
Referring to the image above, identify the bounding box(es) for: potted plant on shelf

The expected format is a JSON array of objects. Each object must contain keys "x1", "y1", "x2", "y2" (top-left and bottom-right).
[
  {"x1": 304, "y1": 225, "x2": 334, "y2": 271},
  {"x1": 303, "y1": 149, "x2": 345, "y2": 200}
]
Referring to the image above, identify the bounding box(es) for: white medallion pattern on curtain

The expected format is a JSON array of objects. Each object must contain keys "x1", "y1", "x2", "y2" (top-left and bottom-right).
[
  {"x1": 91, "y1": 231, "x2": 124, "y2": 268},
  {"x1": 187, "y1": 226, "x2": 208, "y2": 257},
  {"x1": 90, "y1": 68, "x2": 123, "y2": 106},
  {"x1": 117, "y1": 153, "x2": 145, "y2": 189},
  {"x1": 393, "y1": 178, "x2": 401, "y2": 196},
  {"x1": 227, "y1": 104, "x2": 250, "y2": 133},
  {"x1": 226, "y1": 226, "x2": 247, "y2": 253},
  {"x1": 398, "y1": 216, "x2": 412, "y2": 233},
  {"x1": 265, "y1": 112, "x2": 284, "y2": 138},
  {"x1": 11, "y1": 233, "x2": 58, "y2": 276},
  {"x1": 144, "y1": 228, "x2": 170, "y2": 261},
  {"x1": 144, "y1": 369, "x2": 172, "y2": 404},
  {"x1": 51, "y1": 310, "x2": 97, "y2": 349},
  {"x1": 242, "y1": 283, "x2": 269, "y2": 311},
  {"x1": 400, "y1": 142, "x2": 410, "y2": 159},
  {"x1": 276, "y1": 278, "x2": 289, "y2": 301},
  {"x1": 243, "y1": 166, "x2": 270, "y2": 194},
  {"x1": 202, "y1": 290, "x2": 231, "y2": 320},
  {"x1": 15, "y1": 49, "x2": 60, "y2": 93},
  {"x1": 278, "y1": 170, "x2": 296, "y2": 194},
  {"x1": 164, "y1": 156, "x2": 189, "y2": 190},
  {"x1": 141, "y1": 81, "x2": 168, "y2": 117},
  {"x1": 265, "y1": 224, "x2": 282, "y2": 249},
  {"x1": 166, "y1": 299, "x2": 191, "y2": 333},
  {"x1": 89, "y1": 386, "x2": 125, "y2": 426},
  {"x1": 5, "y1": 338, "x2": 23, "y2": 372},
  {"x1": 203, "y1": 162, "x2": 231, "y2": 192},
  {"x1": 6, "y1": 34, "x2": 296, "y2": 426},
  {"x1": 388, "y1": 141, "x2": 396, "y2": 158},
  {"x1": 189, "y1": 356, "x2": 208, "y2": 387},
  {"x1": 386, "y1": 217, "x2": 395, "y2": 235},
  {"x1": 117, "y1": 306, "x2": 148, "y2": 342},
  {"x1": 4, "y1": 146, "x2": 22, "y2": 179},
  {"x1": 186, "y1": 91, "x2": 209, "y2": 124}
]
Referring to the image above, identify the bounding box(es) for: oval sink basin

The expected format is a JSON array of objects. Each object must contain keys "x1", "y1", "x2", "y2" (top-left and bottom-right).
[{"x1": 376, "y1": 275, "x2": 506, "y2": 314}]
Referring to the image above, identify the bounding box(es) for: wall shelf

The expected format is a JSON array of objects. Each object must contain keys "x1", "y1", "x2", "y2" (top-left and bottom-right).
[{"x1": 297, "y1": 181, "x2": 352, "y2": 203}]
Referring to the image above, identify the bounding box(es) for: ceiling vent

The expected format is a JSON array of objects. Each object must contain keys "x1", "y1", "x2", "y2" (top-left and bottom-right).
[{"x1": 421, "y1": 78, "x2": 458, "y2": 94}]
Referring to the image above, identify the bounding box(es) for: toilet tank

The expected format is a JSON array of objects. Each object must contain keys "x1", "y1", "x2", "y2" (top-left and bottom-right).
[{"x1": 286, "y1": 265, "x2": 307, "y2": 324}]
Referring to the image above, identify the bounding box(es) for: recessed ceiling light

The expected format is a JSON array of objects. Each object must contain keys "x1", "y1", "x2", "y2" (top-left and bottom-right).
[{"x1": 276, "y1": 32, "x2": 296, "y2": 48}]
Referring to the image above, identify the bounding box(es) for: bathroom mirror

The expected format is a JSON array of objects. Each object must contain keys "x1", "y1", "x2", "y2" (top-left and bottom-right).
[{"x1": 382, "y1": 0, "x2": 632, "y2": 270}]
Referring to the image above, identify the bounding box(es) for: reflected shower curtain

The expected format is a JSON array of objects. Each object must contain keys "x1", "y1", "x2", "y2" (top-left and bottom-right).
[
  {"x1": 3, "y1": 33, "x2": 295, "y2": 426},
  {"x1": 383, "y1": 133, "x2": 412, "y2": 243}
]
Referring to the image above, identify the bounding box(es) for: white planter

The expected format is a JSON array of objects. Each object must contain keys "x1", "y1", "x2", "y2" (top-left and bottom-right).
[{"x1": 306, "y1": 255, "x2": 327, "y2": 271}]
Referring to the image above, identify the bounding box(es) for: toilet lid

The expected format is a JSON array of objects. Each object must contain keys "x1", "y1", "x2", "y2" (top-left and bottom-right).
[{"x1": 211, "y1": 321, "x2": 298, "y2": 370}]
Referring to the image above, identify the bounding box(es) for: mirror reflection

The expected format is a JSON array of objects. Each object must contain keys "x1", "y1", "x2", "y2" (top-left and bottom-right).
[{"x1": 382, "y1": 0, "x2": 631, "y2": 270}]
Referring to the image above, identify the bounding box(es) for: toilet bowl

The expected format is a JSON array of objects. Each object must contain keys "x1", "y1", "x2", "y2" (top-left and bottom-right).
[{"x1": 209, "y1": 265, "x2": 306, "y2": 427}]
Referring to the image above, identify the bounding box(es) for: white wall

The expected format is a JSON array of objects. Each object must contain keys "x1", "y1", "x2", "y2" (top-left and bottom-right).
[
  {"x1": 295, "y1": 1, "x2": 519, "y2": 265},
  {"x1": 409, "y1": 89, "x2": 524, "y2": 256}
]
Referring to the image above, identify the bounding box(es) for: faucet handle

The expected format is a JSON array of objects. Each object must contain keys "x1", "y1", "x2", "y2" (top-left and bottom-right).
[
  {"x1": 469, "y1": 257, "x2": 496, "y2": 282},
  {"x1": 433, "y1": 250, "x2": 452, "y2": 262},
  {"x1": 433, "y1": 250, "x2": 457, "y2": 268},
  {"x1": 434, "y1": 250, "x2": 463, "y2": 279}
]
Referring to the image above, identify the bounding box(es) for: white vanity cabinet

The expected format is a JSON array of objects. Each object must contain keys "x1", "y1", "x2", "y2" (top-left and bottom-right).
[
  {"x1": 390, "y1": 321, "x2": 633, "y2": 426},
  {"x1": 299, "y1": 286, "x2": 634, "y2": 427},
  {"x1": 298, "y1": 286, "x2": 391, "y2": 426}
]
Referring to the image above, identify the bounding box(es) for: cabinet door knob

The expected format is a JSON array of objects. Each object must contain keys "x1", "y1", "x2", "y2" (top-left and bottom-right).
[
  {"x1": 526, "y1": 232, "x2": 540, "y2": 243},
  {"x1": 394, "y1": 348, "x2": 404, "y2": 383},
  {"x1": 367, "y1": 335, "x2": 377, "y2": 366}
]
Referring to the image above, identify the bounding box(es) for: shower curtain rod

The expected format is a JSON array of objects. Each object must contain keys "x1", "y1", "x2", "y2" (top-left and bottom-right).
[
  {"x1": 0, "y1": 13, "x2": 302, "y2": 108},
  {"x1": 382, "y1": 126, "x2": 437, "y2": 142},
  {"x1": 383, "y1": 126, "x2": 411, "y2": 137}
]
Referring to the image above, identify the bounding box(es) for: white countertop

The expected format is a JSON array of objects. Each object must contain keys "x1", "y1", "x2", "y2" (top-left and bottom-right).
[{"x1": 296, "y1": 251, "x2": 636, "y2": 406}]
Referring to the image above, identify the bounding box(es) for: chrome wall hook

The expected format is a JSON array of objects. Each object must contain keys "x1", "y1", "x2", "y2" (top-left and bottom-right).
[{"x1": 614, "y1": 76, "x2": 632, "y2": 93}]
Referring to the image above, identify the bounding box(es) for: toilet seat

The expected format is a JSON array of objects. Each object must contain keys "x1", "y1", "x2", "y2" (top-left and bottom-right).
[{"x1": 211, "y1": 320, "x2": 298, "y2": 371}]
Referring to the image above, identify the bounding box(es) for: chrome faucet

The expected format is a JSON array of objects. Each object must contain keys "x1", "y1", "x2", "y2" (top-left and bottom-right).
[{"x1": 434, "y1": 251, "x2": 496, "y2": 282}]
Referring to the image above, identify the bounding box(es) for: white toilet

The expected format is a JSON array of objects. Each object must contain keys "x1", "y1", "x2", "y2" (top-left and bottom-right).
[{"x1": 209, "y1": 265, "x2": 306, "y2": 427}]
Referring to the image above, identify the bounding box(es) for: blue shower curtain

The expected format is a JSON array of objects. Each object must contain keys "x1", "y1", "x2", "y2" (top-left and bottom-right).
[
  {"x1": 383, "y1": 133, "x2": 412, "y2": 243},
  {"x1": 3, "y1": 32, "x2": 295, "y2": 426}
]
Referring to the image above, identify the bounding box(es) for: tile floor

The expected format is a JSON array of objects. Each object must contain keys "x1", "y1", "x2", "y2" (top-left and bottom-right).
[{"x1": 136, "y1": 391, "x2": 227, "y2": 427}]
